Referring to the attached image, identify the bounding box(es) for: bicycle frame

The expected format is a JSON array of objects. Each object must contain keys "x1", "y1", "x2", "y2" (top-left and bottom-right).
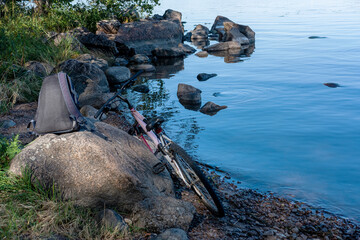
[{"x1": 128, "y1": 104, "x2": 192, "y2": 188}]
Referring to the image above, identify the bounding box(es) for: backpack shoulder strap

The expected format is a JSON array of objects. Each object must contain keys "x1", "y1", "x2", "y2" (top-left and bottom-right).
[{"x1": 58, "y1": 72, "x2": 86, "y2": 125}]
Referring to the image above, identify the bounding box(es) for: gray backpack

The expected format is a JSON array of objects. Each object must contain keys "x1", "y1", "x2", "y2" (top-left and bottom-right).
[{"x1": 29, "y1": 72, "x2": 87, "y2": 135}]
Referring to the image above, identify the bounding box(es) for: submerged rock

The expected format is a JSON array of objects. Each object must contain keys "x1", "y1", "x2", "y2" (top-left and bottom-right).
[
  {"x1": 197, "y1": 73, "x2": 217, "y2": 81},
  {"x1": 195, "y1": 51, "x2": 209, "y2": 58},
  {"x1": 200, "y1": 101, "x2": 227, "y2": 116},
  {"x1": 129, "y1": 64, "x2": 156, "y2": 72},
  {"x1": 203, "y1": 41, "x2": 241, "y2": 52},
  {"x1": 324, "y1": 83, "x2": 340, "y2": 88},
  {"x1": 309, "y1": 36, "x2": 327, "y2": 39}
]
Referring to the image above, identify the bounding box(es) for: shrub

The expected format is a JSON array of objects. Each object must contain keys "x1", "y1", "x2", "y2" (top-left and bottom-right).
[{"x1": 0, "y1": 135, "x2": 22, "y2": 169}]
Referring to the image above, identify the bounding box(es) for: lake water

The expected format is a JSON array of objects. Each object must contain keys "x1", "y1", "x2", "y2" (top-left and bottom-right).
[{"x1": 133, "y1": 0, "x2": 360, "y2": 221}]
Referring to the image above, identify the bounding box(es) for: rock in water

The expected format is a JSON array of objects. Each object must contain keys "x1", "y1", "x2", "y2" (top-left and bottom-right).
[
  {"x1": 191, "y1": 24, "x2": 209, "y2": 40},
  {"x1": 200, "y1": 102, "x2": 227, "y2": 116},
  {"x1": 203, "y1": 41, "x2": 241, "y2": 52},
  {"x1": 195, "y1": 51, "x2": 209, "y2": 58},
  {"x1": 210, "y1": 15, "x2": 234, "y2": 36},
  {"x1": 9, "y1": 122, "x2": 195, "y2": 232},
  {"x1": 309, "y1": 36, "x2": 327, "y2": 39},
  {"x1": 324, "y1": 83, "x2": 340, "y2": 88},
  {"x1": 197, "y1": 73, "x2": 217, "y2": 81},
  {"x1": 223, "y1": 22, "x2": 255, "y2": 44},
  {"x1": 129, "y1": 54, "x2": 151, "y2": 64},
  {"x1": 177, "y1": 84, "x2": 202, "y2": 105},
  {"x1": 129, "y1": 64, "x2": 156, "y2": 72}
]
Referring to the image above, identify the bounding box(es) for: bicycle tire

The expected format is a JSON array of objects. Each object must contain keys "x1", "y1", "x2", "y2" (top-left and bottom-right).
[{"x1": 168, "y1": 142, "x2": 225, "y2": 217}]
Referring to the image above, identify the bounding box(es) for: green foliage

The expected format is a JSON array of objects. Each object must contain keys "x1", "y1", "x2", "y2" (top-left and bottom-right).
[
  {"x1": 0, "y1": 15, "x2": 81, "y2": 113},
  {"x1": 0, "y1": 135, "x2": 22, "y2": 169}
]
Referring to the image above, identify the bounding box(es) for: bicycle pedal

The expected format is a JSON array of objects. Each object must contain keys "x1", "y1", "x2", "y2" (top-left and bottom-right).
[{"x1": 152, "y1": 162, "x2": 166, "y2": 174}]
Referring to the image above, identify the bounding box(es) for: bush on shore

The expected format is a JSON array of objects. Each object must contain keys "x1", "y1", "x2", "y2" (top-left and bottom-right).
[{"x1": 0, "y1": 0, "x2": 159, "y2": 113}]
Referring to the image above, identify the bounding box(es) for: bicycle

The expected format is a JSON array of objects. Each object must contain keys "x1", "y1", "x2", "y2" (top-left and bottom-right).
[{"x1": 95, "y1": 71, "x2": 225, "y2": 217}]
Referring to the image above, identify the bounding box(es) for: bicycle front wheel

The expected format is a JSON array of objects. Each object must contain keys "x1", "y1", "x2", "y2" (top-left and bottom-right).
[{"x1": 168, "y1": 142, "x2": 225, "y2": 217}]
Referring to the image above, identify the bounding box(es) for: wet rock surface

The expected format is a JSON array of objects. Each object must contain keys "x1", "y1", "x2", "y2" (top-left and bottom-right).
[
  {"x1": 197, "y1": 73, "x2": 217, "y2": 81},
  {"x1": 324, "y1": 82, "x2": 340, "y2": 88},
  {"x1": 199, "y1": 101, "x2": 227, "y2": 116},
  {"x1": 203, "y1": 41, "x2": 242, "y2": 52}
]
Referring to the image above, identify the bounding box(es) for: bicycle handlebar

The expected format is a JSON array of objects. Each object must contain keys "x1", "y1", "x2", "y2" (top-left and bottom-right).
[{"x1": 94, "y1": 70, "x2": 143, "y2": 119}]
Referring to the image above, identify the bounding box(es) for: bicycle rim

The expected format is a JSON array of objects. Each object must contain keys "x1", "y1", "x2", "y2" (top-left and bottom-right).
[{"x1": 169, "y1": 143, "x2": 224, "y2": 217}]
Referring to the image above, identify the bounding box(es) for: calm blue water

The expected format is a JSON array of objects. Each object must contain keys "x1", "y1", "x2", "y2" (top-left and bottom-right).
[{"x1": 136, "y1": 0, "x2": 360, "y2": 221}]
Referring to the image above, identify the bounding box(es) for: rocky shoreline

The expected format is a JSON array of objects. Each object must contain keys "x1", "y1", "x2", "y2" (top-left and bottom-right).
[
  {"x1": 1, "y1": 103, "x2": 360, "y2": 240},
  {"x1": 1, "y1": 9, "x2": 360, "y2": 240}
]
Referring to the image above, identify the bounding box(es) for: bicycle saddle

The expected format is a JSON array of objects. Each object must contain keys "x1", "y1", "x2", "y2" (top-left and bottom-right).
[{"x1": 146, "y1": 117, "x2": 165, "y2": 131}]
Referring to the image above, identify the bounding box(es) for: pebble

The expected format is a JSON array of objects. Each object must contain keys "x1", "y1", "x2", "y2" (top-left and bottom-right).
[{"x1": 0, "y1": 120, "x2": 16, "y2": 129}]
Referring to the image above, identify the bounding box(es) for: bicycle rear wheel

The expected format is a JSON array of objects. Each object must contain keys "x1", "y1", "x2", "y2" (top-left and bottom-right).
[{"x1": 168, "y1": 142, "x2": 224, "y2": 217}]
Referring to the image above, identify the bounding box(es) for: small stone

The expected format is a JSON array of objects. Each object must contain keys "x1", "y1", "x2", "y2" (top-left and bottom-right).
[
  {"x1": 309, "y1": 36, "x2": 327, "y2": 39},
  {"x1": 114, "y1": 57, "x2": 129, "y2": 66},
  {"x1": 0, "y1": 120, "x2": 16, "y2": 129},
  {"x1": 98, "y1": 209, "x2": 128, "y2": 233},
  {"x1": 195, "y1": 51, "x2": 208, "y2": 58},
  {"x1": 197, "y1": 73, "x2": 217, "y2": 81}
]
